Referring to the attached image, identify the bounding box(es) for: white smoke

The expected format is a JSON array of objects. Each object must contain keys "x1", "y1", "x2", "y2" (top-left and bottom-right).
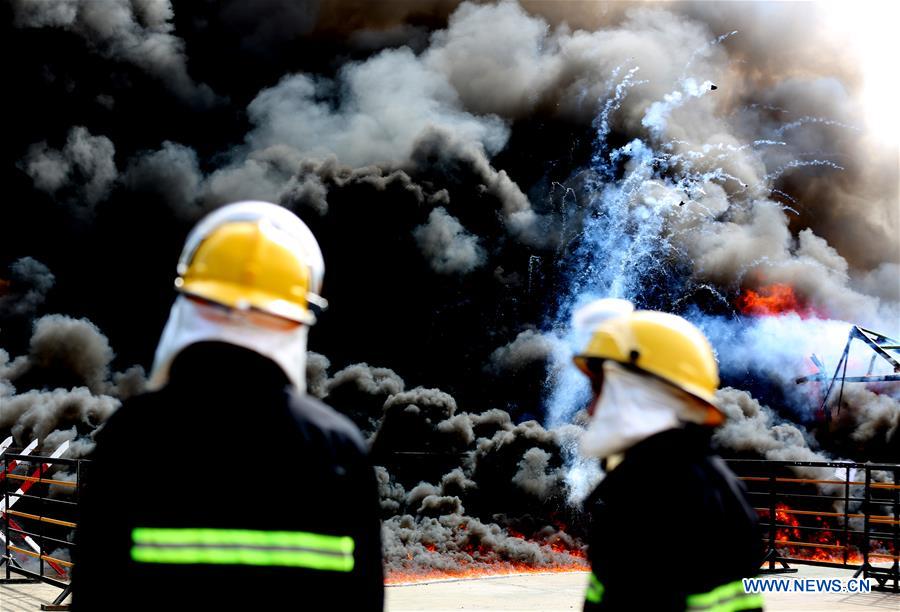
[
  {"x1": 245, "y1": 50, "x2": 508, "y2": 167},
  {"x1": 413, "y1": 207, "x2": 486, "y2": 275},
  {"x1": 489, "y1": 329, "x2": 564, "y2": 373}
]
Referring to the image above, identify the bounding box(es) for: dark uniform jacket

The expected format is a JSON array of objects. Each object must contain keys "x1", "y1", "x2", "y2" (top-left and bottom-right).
[
  {"x1": 583, "y1": 426, "x2": 764, "y2": 612},
  {"x1": 72, "y1": 342, "x2": 384, "y2": 611}
]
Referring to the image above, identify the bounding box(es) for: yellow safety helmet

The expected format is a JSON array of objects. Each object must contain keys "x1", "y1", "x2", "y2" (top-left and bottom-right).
[
  {"x1": 174, "y1": 201, "x2": 326, "y2": 325},
  {"x1": 574, "y1": 310, "x2": 724, "y2": 425}
]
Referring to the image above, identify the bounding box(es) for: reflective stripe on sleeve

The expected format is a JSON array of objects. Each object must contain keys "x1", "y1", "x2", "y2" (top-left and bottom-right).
[
  {"x1": 130, "y1": 527, "x2": 355, "y2": 572},
  {"x1": 585, "y1": 572, "x2": 605, "y2": 604},
  {"x1": 686, "y1": 580, "x2": 763, "y2": 612}
]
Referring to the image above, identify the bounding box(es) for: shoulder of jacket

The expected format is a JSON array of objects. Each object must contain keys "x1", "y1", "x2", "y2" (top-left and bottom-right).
[
  {"x1": 94, "y1": 390, "x2": 158, "y2": 436},
  {"x1": 288, "y1": 392, "x2": 367, "y2": 453}
]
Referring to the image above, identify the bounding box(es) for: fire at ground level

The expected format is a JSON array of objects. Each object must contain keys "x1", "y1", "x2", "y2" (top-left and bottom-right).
[{"x1": 2, "y1": 566, "x2": 896, "y2": 611}]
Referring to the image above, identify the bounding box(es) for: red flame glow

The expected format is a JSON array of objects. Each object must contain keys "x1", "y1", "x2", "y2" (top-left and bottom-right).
[
  {"x1": 386, "y1": 529, "x2": 589, "y2": 585},
  {"x1": 737, "y1": 284, "x2": 815, "y2": 317},
  {"x1": 770, "y1": 503, "x2": 857, "y2": 563},
  {"x1": 386, "y1": 557, "x2": 589, "y2": 585},
  {"x1": 757, "y1": 503, "x2": 900, "y2": 565}
]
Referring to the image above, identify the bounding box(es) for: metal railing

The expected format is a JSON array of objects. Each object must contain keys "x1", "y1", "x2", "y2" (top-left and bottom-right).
[
  {"x1": 1, "y1": 449, "x2": 87, "y2": 610},
  {"x1": 726, "y1": 459, "x2": 900, "y2": 592}
]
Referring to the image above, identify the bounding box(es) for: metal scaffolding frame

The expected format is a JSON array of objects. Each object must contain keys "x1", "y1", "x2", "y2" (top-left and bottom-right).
[{"x1": 795, "y1": 326, "x2": 900, "y2": 424}]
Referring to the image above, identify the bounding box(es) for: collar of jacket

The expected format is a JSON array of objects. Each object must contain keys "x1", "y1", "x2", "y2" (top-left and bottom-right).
[
  {"x1": 589, "y1": 426, "x2": 714, "y2": 500},
  {"x1": 625, "y1": 425, "x2": 712, "y2": 461},
  {"x1": 167, "y1": 341, "x2": 293, "y2": 395}
]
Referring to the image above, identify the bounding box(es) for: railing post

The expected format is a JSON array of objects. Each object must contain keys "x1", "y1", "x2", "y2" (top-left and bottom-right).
[
  {"x1": 863, "y1": 465, "x2": 871, "y2": 579},
  {"x1": 843, "y1": 465, "x2": 850, "y2": 567},
  {"x1": 75, "y1": 458, "x2": 82, "y2": 521},
  {"x1": 892, "y1": 466, "x2": 899, "y2": 591},
  {"x1": 40, "y1": 459, "x2": 45, "y2": 578},
  {"x1": 4, "y1": 453, "x2": 9, "y2": 581},
  {"x1": 768, "y1": 463, "x2": 777, "y2": 571}
]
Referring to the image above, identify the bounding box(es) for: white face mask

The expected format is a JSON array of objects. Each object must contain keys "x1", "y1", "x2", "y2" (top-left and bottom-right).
[
  {"x1": 579, "y1": 361, "x2": 707, "y2": 460},
  {"x1": 148, "y1": 296, "x2": 309, "y2": 393}
]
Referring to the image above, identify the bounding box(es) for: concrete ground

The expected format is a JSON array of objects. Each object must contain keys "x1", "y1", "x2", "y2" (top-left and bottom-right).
[
  {"x1": 0, "y1": 580, "x2": 69, "y2": 611},
  {"x1": 1, "y1": 566, "x2": 898, "y2": 611},
  {"x1": 387, "y1": 567, "x2": 900, "y2": 611}
]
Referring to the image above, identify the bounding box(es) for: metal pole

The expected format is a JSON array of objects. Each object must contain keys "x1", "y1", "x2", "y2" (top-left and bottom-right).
[
  {"x1": 4, "y1": 453, "x2": 9, "y2": 581},
  {"x1": 820, "y1": 341, "x2": 850, "y2": 423},
  {"x1": 863, "y1": 466, "x2": 871, "y2": 580},
  {"x1": 893, "y1": 467, "x2": 899, "y2": 592},
  {"x1": 769, "y1": 464, "x2": 777, "y2": 571},
  {"x1": 40, "y1": 460, "x2": 45, "y2": 578},
  {"x1": 75, "y1": 458, "x2": 82, "y2": 589},
  {"x1": 843, "y1": 465, "x2": 850, "y2": 567},
  {"x1": 835, "y1": 352, "x2": 850, "y2": 416}
]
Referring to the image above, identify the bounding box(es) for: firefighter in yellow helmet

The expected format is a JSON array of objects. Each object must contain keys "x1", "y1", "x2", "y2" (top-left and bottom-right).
[
  {"x1": 574, "y1": 299, "x2": 763, "y2": 612},
  {"x1": 73, "y1": 202, "x2": 384, "y2": 611}
]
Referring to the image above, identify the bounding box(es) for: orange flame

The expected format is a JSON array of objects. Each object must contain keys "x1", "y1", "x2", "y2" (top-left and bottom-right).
[
  {"x1": 386, "y1": 530, "x2": 588, "y2": 585},
  {"x1": 759, "y1": 503, "x2": 895, "y2": 565},
  {"x1": 386, "y1": 558, "x2": 589, "y2": 585},
  {"x1": 737, "y1": 284, "x2": 814, "y2": 317}
]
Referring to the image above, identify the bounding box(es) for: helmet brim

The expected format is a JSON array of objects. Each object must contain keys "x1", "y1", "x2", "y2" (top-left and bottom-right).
[
  {"x1": 178, "y1": 278, "x2": 317, "y2": 325},
  {"x1": 573, "y1": 354, "x2": 725, "y2": 425}
]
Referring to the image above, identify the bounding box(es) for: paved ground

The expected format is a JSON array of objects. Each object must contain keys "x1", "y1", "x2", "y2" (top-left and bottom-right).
[
  {"x1": 387, "y1": 567, "x2": 900, "y2": 611},
  {"x1": 0, "y1": 580, "x2": 68, "y2": 611},
  {"x1": 1, "y1": 566, "x2": 898, "y2": 610}
]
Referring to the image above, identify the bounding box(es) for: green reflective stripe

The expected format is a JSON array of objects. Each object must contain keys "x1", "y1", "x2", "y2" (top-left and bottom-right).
[
  {"x1": 130, "y1": 528, "x2": 355, "y2": 572},
  {"x1": 692, "y1": 593, "x2": 763, "y2": 612},
  {"x1": 714, "y1": 594, "x2": 764, "y2": 612},
  {"x1": 686, "y1": 580, "x2": 744, "y2": 607},
  {"x1": 132, "y1": 528, "x2": 353, "y2": 554},
  {"x1": 131, "y1": 545, "x2": 354, "y2": 571},
  {"x1": 585, "y1": 572, "x2": 605, "y2": 604},
  {"x1": 686, "y1": 580, "x2": 762, "y2": 612}
]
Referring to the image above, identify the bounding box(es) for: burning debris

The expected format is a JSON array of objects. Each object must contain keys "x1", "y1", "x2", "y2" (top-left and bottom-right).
[{"x1": 3, "y1": 0, "x2": 899, "y2": 580}]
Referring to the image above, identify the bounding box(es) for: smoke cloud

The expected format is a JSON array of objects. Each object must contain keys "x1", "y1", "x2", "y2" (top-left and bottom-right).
[
  {"x1": 11, "y1": 0, "x2": 216, "y2": 106},
  {"x1": 413, "y1": 207, "x2": 485, "y2": 275},
  {"x1": 489, "y1": 330, "x2": 562, "y2": 373},
  {"x1": 0, "y1": 387, "x2": 119, "y2": 453},
  {"x1": 123, "y1": 142, "x2": 204, "y2": 219},
  {"x1": 713, "y1": 387, "x2": 829, "y2": 467},
  {"x1": 21, "y1": 127, "x2": 117, "y2": 217},
  {"x1": 0, "y1": 315, "x2": 146, "y2": 457},
  {"x1": 294, "y1": 352, "x2": 587, "y2": 574},
  {"x1": 0, "y1": 258, "x2": 55, "y2": 319},
  {"x1": 6, "y1": 0, "x2": 899, "y2": 579},
  {"x1": 24, "y1": 315, "x2": 115, "y2": 394}
]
